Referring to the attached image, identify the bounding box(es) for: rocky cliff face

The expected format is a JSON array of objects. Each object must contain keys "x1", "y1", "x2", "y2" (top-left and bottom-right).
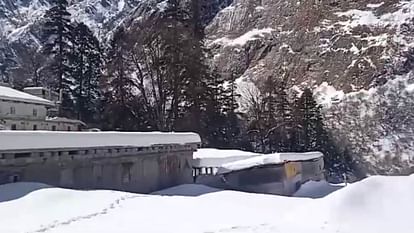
[
  {"x1": 1, "y1": 0, "x2": 413, "y2": 174},
  {"x1": 205, "y1": 0, "x2": 414, "y2": 174},
  {"x1": 207, "y1": 0, "x2": 412, "y2": 89},
  {"x1": 0, "y1": 0, "x2": 147, "y2": 42}
]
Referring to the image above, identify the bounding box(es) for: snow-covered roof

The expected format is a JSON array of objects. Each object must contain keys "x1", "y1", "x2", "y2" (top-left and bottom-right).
[
  {"x1": 0, "y1": 131, "x2": 201, "y2": 151},
  {"x1": 46, "y1": 117, "x2": 86, "y2": 125},
  {"x1": 218, "y1": 152, "x2": 324, "y2": 174},
  {"x1": 23, "y1": 87, "x2": 47, "y2": 90},
  {"x1": 0, "y1": 86, "x2": 54, "y2": 106},
  {"x1": 192, "y1": 148, "x2": 259, "y2": 167},
  {"x1": 193, "y1": 149, "x2": 323, "y2": 170}
]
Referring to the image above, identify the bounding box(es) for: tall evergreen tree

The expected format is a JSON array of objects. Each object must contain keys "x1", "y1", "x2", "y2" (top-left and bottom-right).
[
  {"x1": 273, "y1": 77, "x2": 297, "y2": 152},
  {"x1": 295, "y1": 88, "x2": 356, "y2": 180},
  {"x1": 42, "y1": 0, "x2": 74, "y2": 116},
  {"x1": 295, "y1": 88, "x2": 324, "y2": 151},
  {"x1": 71, "y1": 22, "x2": 102, "y2": 123},
  {"x1": 202, "y1": 68, "x2": 244, "y2": 148},
  {"x1": 261, "y1": 76, "x2": 296, "y2": 152}
]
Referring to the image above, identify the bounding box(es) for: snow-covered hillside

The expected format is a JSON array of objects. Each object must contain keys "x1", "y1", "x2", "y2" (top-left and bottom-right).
[
  {"x1": 0, "y1": 0, "x2": 146, "y2": 40},
  {"x1": 0, "y1": 175, "x2": 413, "y2": 233}
]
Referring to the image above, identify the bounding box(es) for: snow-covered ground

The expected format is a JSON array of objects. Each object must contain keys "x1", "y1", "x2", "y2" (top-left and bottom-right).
[{"x1": 0, "y1": 175, "x2": 413, "y2": 233}]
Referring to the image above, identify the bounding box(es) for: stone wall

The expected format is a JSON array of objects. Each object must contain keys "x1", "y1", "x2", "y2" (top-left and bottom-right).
[{"x1": 0, "y1": 144, "x2": 197, "y2": 193}]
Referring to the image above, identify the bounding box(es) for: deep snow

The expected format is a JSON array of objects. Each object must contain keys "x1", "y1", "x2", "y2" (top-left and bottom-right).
[{"x1": 0, "y1": 175, "x2": 413, "y2": 233}]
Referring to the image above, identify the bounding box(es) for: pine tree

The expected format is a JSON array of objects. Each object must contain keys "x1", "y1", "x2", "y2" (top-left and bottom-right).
[
  {"x1": 41, "y1": 0, "x2": 74, "y2": 116},
  {"x1": 274, "y1": 77, "x2": 297, "y2": 152},
  {"x1": 42, "y1": 0, "x2": 73, "y2": 90},
  {"x1": 295, "y1": 88, "x2": 324, "y2": 151},
  {"x1": 203, "y1": 68, "x2": 226, "y2": 147},
  {"x1": 294, "y1": 88, "x2": 357, "y2": 180},
  {"x1": 262, "y1": 76, "x2": 296, "y2": 152},
  {"x1": 218, "y1": 71, "x2": 242, "y2": 148},
  {"x1": 71, "y1": 22, "x2": 102, "y2": 123}
]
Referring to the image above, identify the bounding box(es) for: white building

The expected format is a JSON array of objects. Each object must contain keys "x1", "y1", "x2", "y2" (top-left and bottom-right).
[
  {"x1": 23, "y1": 87, "x2": 60, "y2": 116},
  {"x1": 0, "y1": 85, "x2": 85, "y2": 131}
]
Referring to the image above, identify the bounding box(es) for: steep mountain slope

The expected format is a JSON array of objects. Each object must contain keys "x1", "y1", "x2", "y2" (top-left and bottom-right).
[
  {"x1": 0, "y1": 0, "x2": 152, "y2": 45},
  {"x1": 205, "y1": 0, "x2": 414, "y2": 174},
  {"x1": 208, "y1": 0, "x2": 413, "y2": 89}
]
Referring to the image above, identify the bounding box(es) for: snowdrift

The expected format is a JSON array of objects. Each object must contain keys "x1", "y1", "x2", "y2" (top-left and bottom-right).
[
  {"x1": 0, "y1": 175, "x2": 413, "y2": 233},
  {"x1": 293, "y1": 180, "x2": 345, "y2": 198}
]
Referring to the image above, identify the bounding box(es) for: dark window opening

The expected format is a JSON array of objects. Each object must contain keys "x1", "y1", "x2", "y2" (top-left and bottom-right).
[
  {"x1": 10, "y1": 174, "x2": 20, "y2": 183},
  {"x1": 68, "y1": 151, "x2": 78, "y2": 155},
  {"x1": 14, "y1": 153, "x2": 31, "y2": 158}
]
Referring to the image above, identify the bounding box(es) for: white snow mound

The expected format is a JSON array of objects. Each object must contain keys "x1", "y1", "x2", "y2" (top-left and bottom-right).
[{"x1": 0, "y1": 175, "x2": 413, "y2": 233}]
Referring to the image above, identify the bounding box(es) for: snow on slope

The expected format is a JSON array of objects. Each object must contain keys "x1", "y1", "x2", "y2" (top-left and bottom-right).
[
  {"x1": 293, "y1": 180, "x2": 345, "y2": 198},
  {"x1": 0, "y1": 175, "x2": 413, "y2": 233},
  {"x1": 211, "y1": 28, "x2": 274, "y2": 47},
  {"x1": 1, "y1": 0, "x2": 146, "y2": 41}
]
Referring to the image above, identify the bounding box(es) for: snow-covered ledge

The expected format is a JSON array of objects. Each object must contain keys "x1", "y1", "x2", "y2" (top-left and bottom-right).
[{"x1": 0, "y1": 131, "x2": 201, "y2": 151}]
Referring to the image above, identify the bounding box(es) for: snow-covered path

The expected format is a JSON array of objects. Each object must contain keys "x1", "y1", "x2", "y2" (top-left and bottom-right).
[{"x1": 0, "y1": 175, "x2": 413, "y2": 233}]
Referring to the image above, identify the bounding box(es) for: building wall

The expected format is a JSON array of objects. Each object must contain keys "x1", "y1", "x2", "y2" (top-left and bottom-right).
[
  {"x1": 195, "y1": 165, "x2": 291, "y2": 195},
  {"x1": 23, "y1": 88, "x2": 60, "y2": 102},
  {"x1": 301, "y1": 158, "x2": 324, "y2": 183},
  {"x1": 0, "y1": 145, "x2": 195, "y2": 193},
  {"x1": 0, "y1": 100, "x2": 47, "y2": 120},
  {"x1": 283, "y1": 162, "x2": 302, "y2": 195},
  {"x1": 194, "y1": 158, "x2": 324, "y2": 196},
  {"x1": 0, "y1": 118, "x2": 82, "y2": 131}
]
